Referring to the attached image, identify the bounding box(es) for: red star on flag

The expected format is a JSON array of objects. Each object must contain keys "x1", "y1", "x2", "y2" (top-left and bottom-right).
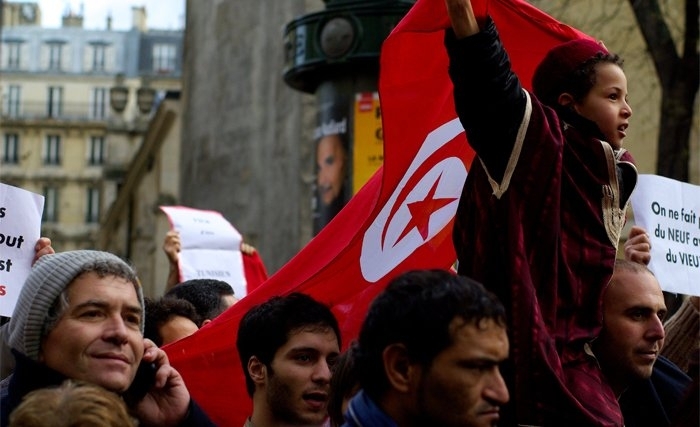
[{"x1": 397, "y1": 173, "x2": 458, "y2": 242}]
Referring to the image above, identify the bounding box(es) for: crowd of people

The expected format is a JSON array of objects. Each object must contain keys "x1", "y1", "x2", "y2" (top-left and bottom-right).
[{"x1": 0, "y1": 0, "x2": 698, "y2": 426}]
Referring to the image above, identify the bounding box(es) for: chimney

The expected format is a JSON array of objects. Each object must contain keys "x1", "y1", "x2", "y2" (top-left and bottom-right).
[
  {"x1": 61, "y1": 3, "x2": 83, "y2": 28},
  {"x1": 131, "y1": 6, "x2": 147, "y2": 32},
  {"x1": 62, "y1": 14, "x2": 83, "y2": 28},
  {"x1": 107, "y1": 13, "x2": 112, "y2": 30}
]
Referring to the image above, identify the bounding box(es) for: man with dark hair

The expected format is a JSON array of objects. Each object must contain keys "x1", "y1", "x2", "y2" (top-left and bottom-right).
[
  {"x1": 144, "y1": 297, "x2": 200, "y2": 347},
  {"x1": 343, "y1": 269, "x2": 509, "y2": 427},
  {"x1": 236, "y1": 292, "x2": 341, "y2": 427},
  {"x1": 164, "y1": 278, "x2": 237, "y2": 326}
]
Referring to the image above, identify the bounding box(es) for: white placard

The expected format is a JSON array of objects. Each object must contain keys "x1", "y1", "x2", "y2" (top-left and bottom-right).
[
  {"x1": 160, "y1": 206, "x2": 246, "y2": 297},
  {"x1": 630, "y1": 174, "x2": 700, "y2": 296},
  {"x1": 0, "y1": 183, "x2": 44, "y2": 317}
]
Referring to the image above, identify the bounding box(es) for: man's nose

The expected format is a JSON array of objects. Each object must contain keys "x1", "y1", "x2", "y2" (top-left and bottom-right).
[
  {"x1": 104, "y1": 315, "x2": 129, "y2": 343},
  {"x1": 645, "y1": 314, "x2": 665, "y2": 341},
  {"x1": 312, "y1": 360, "x2": 332, "y2": 384},
  {"x1": 483, "y1": 369, "x2": 510, "y2": 406}
]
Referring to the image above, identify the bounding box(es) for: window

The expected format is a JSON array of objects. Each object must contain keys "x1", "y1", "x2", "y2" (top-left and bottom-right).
[
  {"x1": 47, "y1": 86, "x2": 63, "y2": 118},
  {"x1": 92, "y1": 44, "x2": 106, "y2": 71},
  {"x1": 5, "y1": 85, "x2": 21, "y2": 117},
  {"x1": 90, "y1": 88, "x2": 108, "y2": 119},
  {"x1": 44, "y1": 135, "x2": 61, "y2": 165},
  {"x1": 48, "y1": 43, "x2": 62, "y2": 70},
  {"x1": 89, "y1": 136, "x2": 105, "y2": 165},
  {"x1": 2, "y1": 133, "x2": 19, "y2": 164},
  {"x1": 153, "y1": 43, "x2": 176, "y2": 73},
  {"x1": 6, "y1": 42, "x2": 21, "y2": 69},
  {"x1": 86, "y1": 187, "x2": 100, "y2": 223},
  {"x1": 42, "y1": 187, "x2": 59, "y2": 222}
]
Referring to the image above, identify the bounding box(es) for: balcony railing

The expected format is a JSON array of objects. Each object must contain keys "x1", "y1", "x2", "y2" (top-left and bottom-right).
[{"x1": 1, "y1": 101, "x2": 110, "y2": 122}]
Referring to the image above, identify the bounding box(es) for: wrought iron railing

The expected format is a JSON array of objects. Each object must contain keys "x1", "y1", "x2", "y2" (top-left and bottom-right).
[{"x1": 1, "y1": 101, "x2": 110, "y2": 122}]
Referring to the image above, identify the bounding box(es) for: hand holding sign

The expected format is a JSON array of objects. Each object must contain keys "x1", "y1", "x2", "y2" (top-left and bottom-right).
[
  {"x1": 160, "y1": 206, "x2": 247, "y2": 297},
  {"x1": 624, "y1": 225, "x2": 652, "y2": 265}
]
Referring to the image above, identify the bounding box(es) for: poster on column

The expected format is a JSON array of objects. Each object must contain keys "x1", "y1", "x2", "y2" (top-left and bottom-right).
[
  {"x1": 313, "y1": 98, "x2": 351, "y2": 234},
  {"x1": 160, "y1": 206, "x2": 246, "y2": 297},
  {"x1": 630, "y1": 174, "x2": 700, "y2": 296},
  {"x1": 353, "y1": 91, "x2": 383, "y2": 194},
  {"x1": 0, "y1": 183, "x2": 44, "y2": 317}
]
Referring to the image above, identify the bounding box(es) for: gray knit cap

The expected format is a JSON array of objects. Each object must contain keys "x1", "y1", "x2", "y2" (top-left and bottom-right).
[{"x1": 7, "y1": 250, "x2": 145, "y2": 361}]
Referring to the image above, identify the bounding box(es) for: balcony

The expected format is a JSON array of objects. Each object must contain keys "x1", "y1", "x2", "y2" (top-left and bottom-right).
[{"x1": 1, "y1": 101, "x2": 110, "y2": 124}]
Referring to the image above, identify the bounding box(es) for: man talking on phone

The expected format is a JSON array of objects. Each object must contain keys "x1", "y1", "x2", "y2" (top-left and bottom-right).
[{"x1": 0, "y1": 250, "x2": 215, "y2": 426}]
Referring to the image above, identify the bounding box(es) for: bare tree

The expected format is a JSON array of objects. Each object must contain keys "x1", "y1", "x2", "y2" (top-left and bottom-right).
[{"x1": 628, "y1": 0, "x2": 699, "y2": 181}]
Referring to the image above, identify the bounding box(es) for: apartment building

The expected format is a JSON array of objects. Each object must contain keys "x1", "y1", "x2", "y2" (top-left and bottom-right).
[{"x1": 0, "y1": 2, "x2": 183, "y2": 251}]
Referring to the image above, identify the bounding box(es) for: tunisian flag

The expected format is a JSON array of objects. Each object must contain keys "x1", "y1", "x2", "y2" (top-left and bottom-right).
[{"x1": 166, "y1": 0, "x2": 590, "y2": 425}]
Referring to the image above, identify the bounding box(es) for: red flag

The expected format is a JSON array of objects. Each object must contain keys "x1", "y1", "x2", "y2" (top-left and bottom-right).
[{"x1": 166, "y1": 1, "x2": 590, "y2": 425}]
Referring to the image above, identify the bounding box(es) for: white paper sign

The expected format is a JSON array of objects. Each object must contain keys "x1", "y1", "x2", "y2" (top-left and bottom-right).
[
  {"x1": 630, "y1": 174, "x2": 700, "y2": 296},
  {"x1": 0, "y1": 183, "x2": 44, "y2": 317},
  {"x1": 160, "y1": 206, "x2": 246, "y2": 297}
]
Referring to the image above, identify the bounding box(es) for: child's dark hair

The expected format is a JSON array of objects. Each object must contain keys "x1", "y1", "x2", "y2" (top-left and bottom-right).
[
  {"x1": 532, "y1": 38, "x2": 624, "y2": 109},
  {"x1": 562, "y1": 53, "x2": 624, "y2": 104}
]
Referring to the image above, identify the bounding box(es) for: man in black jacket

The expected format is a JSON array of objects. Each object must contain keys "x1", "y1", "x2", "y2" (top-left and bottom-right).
[{"x1": 0, "y1": 250, "x2": 215, "y2": 427}]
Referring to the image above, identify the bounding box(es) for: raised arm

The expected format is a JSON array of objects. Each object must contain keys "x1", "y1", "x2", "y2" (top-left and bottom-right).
[
  {"x1": 163, "y1": 231, "x2": 181, "y2": 291},
  {"x1": 444, "y1": 0, "x2": 480, "y2": 38},
  {"x1": 444, "y1": 0, "x2": 526, "y2": 183}
]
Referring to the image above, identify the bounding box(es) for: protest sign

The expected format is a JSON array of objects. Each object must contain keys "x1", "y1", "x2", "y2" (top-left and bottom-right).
[
  {"x1": 0, "y1": 183, "x2": 44, "y2": 316},
  {"x1": 630, "y1": 174, "x2": 700, "y2": 296},
  {"x1": 160, "y1": 206, "x2": 246, "y2": 296}
]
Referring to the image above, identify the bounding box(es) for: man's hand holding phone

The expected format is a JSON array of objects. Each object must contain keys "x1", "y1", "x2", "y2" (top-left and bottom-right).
[{"x1": 132, "y1": 339, "x2": 191, "y2": 427}]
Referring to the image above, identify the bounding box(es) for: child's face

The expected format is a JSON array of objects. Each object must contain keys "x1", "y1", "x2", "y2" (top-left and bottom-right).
[{"x1": 572, "y1": 62, "x2": 632, "y2": 149}]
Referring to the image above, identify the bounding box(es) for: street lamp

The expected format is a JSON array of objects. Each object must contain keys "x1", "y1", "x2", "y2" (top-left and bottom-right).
[
  {"x1": 136, "y1": 87, "x2": 156, "y2": 114},
  {"x1": 109, "y1": 74, "x2": 156, "y2": 116},
  {"x1": 109, "y1": 73, "x2": 129, "y2": 113}
]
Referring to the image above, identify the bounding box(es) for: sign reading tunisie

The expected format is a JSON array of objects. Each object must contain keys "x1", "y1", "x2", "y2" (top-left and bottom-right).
[{"x1": 160, "y1": 206, "x2": 246, "y2": 297}]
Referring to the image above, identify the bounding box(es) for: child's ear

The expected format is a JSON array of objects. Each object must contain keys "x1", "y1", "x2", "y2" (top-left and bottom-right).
[{"x1": 557, "y1": 93, "x2": 575, "y2": 108}]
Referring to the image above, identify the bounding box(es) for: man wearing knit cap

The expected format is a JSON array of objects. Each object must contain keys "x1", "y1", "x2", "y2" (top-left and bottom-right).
[
  {"x1": 444, "y1": 0, "x2": 637, "y2": 425},
  {"x1": 0, "y1": 250, "x2": 215, "y2": 426}
]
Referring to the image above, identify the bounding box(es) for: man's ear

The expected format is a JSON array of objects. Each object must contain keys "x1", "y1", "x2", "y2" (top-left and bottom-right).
[
  {"x1": 382, "y1": 343, "x2": 420, "y2": 393},
  {"x1": 557, "y1": 93, "x2": 575, "y2": 109},
  {"x1": 247, "y1": 356, "x2": 267, "y2": 386}
]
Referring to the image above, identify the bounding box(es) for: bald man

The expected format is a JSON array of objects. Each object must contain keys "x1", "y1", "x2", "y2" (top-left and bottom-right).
[{"x1": 592, "y1": 260, "x2": 691, "y2": 427}]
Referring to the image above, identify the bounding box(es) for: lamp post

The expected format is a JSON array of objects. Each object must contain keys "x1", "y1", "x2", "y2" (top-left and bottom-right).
[{"x1": 105, "y1": 74, "x2": 157, "y2": 260}]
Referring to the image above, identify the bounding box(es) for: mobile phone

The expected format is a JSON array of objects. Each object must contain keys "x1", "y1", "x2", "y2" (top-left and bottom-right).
[{"x1": 123, "y1": 361, "x2": 157, "y2": 406}]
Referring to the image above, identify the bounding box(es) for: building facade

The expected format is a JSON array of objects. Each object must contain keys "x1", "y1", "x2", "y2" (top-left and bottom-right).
[{"x1": 0, "y1": 2, "x2": 183, "y2": 252}]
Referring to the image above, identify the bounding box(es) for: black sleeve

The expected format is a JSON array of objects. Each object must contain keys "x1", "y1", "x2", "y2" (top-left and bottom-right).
[
  {"x1": 178, "y1": 399, "x2": 218, "y2": 427},
  {"x1": 444, "y1": 17, "x2": 526, "y2": 182}
]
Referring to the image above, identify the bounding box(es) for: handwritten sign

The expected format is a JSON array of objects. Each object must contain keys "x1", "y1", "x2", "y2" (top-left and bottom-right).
[
  {"x1": 160, "y1": 206, "x2": 246, "y2": 297},
  {"x1": 630, "y1": 174, "x2": 700, "y2": 296},
  {"x1": 0, "y1": 183, "x2": 44, "y2": 317}
]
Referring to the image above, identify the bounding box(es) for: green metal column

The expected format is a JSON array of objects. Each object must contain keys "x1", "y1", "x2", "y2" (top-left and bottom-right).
[{"x1": 283, "y1": 0, "x2": 414, "y2": 234}]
